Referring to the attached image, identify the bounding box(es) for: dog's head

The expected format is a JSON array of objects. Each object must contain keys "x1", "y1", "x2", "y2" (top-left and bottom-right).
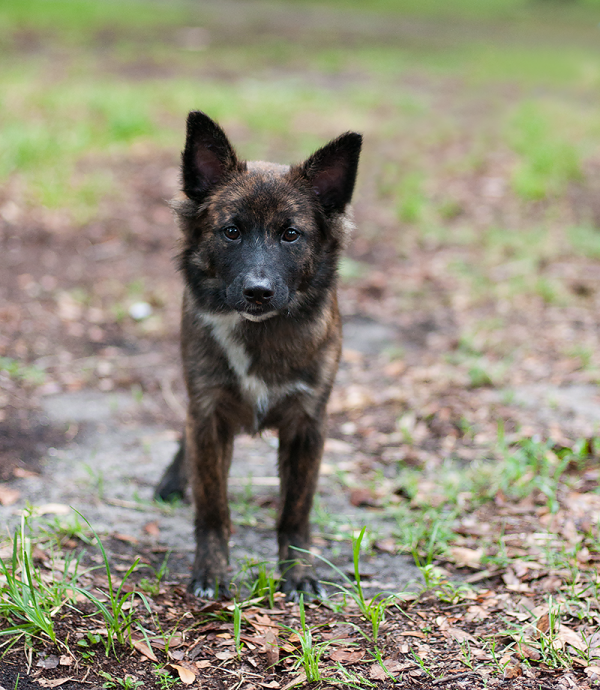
[{"x1": 175, "y1": 111, "x2": 362, "y2": 321}]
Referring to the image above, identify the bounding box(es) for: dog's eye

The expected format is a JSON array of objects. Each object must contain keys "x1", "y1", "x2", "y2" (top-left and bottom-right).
[
  {"x1": 282, "y1": 228, "x2": 300, "y2": 243},
  {"x1": 223, "y1": 226, "x2": 240, "y2": 241}
]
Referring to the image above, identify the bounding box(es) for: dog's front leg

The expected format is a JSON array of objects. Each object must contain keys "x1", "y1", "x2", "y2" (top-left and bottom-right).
[
  {"x1": 186, "y1": 409, "x2": 234, "y2": 599},
  {"x1": 277, "y1": 415, "x2": 326, "y2": 599}
]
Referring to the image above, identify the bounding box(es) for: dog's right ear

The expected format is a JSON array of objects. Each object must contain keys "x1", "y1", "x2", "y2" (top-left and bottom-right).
[{"x1": 182, "y1": 111, "x2": 240, "y2": 202}]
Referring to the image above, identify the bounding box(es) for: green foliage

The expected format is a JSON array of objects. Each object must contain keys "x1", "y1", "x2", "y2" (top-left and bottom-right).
[
  {"x1": 568, "y1": 226, "x2": 600, "y2": 260},
  {"x1": 0, "y1": 357, "x2": 45, "y2": 385},
  {"x1": 71, "y1": 511, "x2": 153, "y2": 655},
  {"x1": 509, "y1": 103, "x2": 582, "y2": 201},
  {"x1": 0, "y1": 519, "x2": 58, "y2": 644},
  {"x1": 99, "y1": 671, "x2": 144, "y2": 690},
  {"x1": 283, "y1": 596, "x2": 335, "y2": 683}
]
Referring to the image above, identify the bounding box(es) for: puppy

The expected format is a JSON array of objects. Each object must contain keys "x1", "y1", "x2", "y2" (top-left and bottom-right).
[{"x1": 156, "y1": 111, "x2": 362, "y2": 598}]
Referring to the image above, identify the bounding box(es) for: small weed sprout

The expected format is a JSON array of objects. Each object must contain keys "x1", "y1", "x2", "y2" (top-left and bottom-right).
[
  {"x1": 0, "y1": 517, "x2": 61, "y2": 645},
  {"x1": 283, "y1": 595, "x2": 333, "y2": 683},
  {"x1": 139, "y1": 552, "x2": 170, "y2": 598},
  {"x1": 99, "y1": 671, "x2": 144, "y2": 689},
  {"x1": 233, "y1": 599, "x2": 243, "y2": 657},
  {"x1": 71, "y1": 511, "x2": 153, "y2": 654}
]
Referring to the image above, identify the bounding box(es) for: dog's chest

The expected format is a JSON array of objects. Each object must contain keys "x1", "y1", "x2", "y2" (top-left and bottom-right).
[{"x1": 200, "y1": 312, "x2": 310, "y2": 421}]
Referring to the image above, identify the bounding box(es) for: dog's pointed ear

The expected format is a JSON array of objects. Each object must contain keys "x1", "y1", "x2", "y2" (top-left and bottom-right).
[
  {"x1": 182, "y1": 111, "x2": 240, "y2": 202},
  {"x1": 296, "y1": 132, "x2": 362, "y2": 215}
]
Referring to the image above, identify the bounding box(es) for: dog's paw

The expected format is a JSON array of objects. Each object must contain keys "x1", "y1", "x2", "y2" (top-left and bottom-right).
[
  {"x1": 188, "y1": 576, "x2": 231, "y2": 601},
  {"x1": 280, "y1": 576, "x2": 326, "y2": 602}
]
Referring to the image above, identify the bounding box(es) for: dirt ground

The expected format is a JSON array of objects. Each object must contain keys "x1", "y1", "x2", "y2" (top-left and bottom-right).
[{"x1": 2, "y1": 1, "x2": 600, "y2": 688}]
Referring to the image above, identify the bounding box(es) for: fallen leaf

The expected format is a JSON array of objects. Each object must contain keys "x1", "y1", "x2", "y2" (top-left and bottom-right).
[
  {"x1": 588, "y1": 632, "x2": 600, "y2": 660},
  {"x1": 536, "y1": 613, "x2": 551, "y2": 636},
  {"x1": 152, "y1": 634, "x2": 183, "y2": 648},
  {"x1": 112, "y1": 532, "x2": 138, "y2": 544},
  {"x1": 168, "y1": 664, "x2": 196, "y2": 684},
  {"x1": 350, "y1": 487, "x2": 380, "y2": 508},
  {"x1": 329, "y1": 648, "x2": 365, "y2": 664},
  {"x1": 397, "y1": 631, "x2": 426, "y2": 639},
  {"x1": 36, "y1": 655, "x2": 59, "y2": 669},
  {"x1": 143, "y1": 521, "x2": 160, "y2": 536},
  {"x1": 368, "y1": 660, "x2": 400, "y2": 680},
  {"x1": 465, "y1": 605, "x2": 489, "y2": 622},
  {"x1": 585, "y1": 665, "x2": 600, "y2": 679},
  {"x1": 264, "y1": 629, "x2": 279, "y2": 666},
  {"x1": 516, "y1": 644, "x2": 541, "y2": 661},
  {"x1": 503, "y1": 662, "x2": 522, "y2": 679},
  {"x1": 38, "y1": 680, "x2": 73, "y2": 688},
  {"x1": 556, "y1": 625, "x2": 587, "y2": 652},
  {"x1": 449, "y1": 546, "x2": 484, "y2": 568},
  {"x1": 374, "y1": 537, "x2": 397, "y2": 554},
  {"x1": 214, "y1": 651, "x2": 238, "y2": 661},
  {"x1": 258, "y1": 682, "x2": 280, "y2": 689},
  {"x1": 133, "y1": 639, "x2": 158, "y2": 662},
  {"x1": 59, "y1": 656, "x2": 73, "y2": 666},
  {"x1": 196, "y1": 660, "x2": 211, "y2": 669},
  {"x1": 281, "y1": 674, "x2": 306, "y2": 690},
  {"x1": 0, "y1": 485, "x2": 20, "y2": 506},
  {"x1": 445, "y1": 628, "x2": 477, "y2": 644}
]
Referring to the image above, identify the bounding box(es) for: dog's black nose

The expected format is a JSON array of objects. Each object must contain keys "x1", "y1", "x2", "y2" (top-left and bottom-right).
[{"x1": 243, "y1": 282, "x2": 274, "y2": 305}]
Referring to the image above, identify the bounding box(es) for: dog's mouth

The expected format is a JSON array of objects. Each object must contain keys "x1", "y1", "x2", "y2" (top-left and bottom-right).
[{"x1": 239, "y1": 306, "x2": 279, "y2": 322}]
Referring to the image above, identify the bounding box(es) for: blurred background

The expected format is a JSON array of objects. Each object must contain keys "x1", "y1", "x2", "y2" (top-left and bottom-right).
[{"x1": 2, "y1": 0, "x2": 600, "y2": 478}]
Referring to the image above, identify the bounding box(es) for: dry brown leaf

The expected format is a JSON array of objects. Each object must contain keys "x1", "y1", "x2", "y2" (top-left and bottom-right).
[
  {"x1": 38, "y1": 680, "x2": 73, "y2": 688},
  {"x1": 369, "y1": 663, "x2": 389, "y2": 681},
  {"x1": 373, "y1": 537, "x2": 397, "y2": 554},
  {"x1": 445, "y1": 627, "x2": 477, "y2": 644},
  {"x1": 588, "y1": 632, "x2": 600, "y2": 660},
  {"x1": 516, "y1": 644, "x2": 541, "y2": 661},
  {"x1": 0, "y1": 485, "x2": 20, "y2": 506},
  {"x1": 168, "y1": 664, "x2": 196, "y2": 684},
  {"x1": 585, "y1": 665, "x2": 600, "y2": 679},
  {"x1": 536, "y1": 613, "x2": 551, "y2": 636},
  {"x1": 112, "y1": 532, "x2": 139, "y2": 544},
  {"x1": 214, "y1": 650, "x2": 238, "y2": 661},
  {"x1": 280, "y1": 673, "x2": 306, "y2": 690},
  {"x1": 448, "y1": 546, "x2": 484, "y2": 568},
  {"x1": 264, "y1": 629, "x2": 279, "y2": 666},
  {"x1": 349, "y1": 487, "x2": 380, "y2": 508},
  {"x1": 133, "y1": 639, "x2": 158, "y2": 662},
  {"x1": 503, "y1": 662, "x2": 522, "y2": 679},
  {"x1": 397, "y1": 631, "x2": 426, "y2": 639},
  {"x1": 58, "y1": 656, "x2": 73, "y2": 666},
  {"x1": 152, "y1": 634, "x2": 184, "y2": 649},
  {"x1": 196, "y1": 660, "x2": 211, "y2": 669},
  {"x1": 258, "y1": 682, "x2": 280, "y2": 689},
  {"x1": 465, "y1": 605, "x2": 489, "y2": 622},
  {"x1": 368, "y1": 659, "x2": 407, "y2": 680},
  {"x1": 556, "y1": 625, "x2": 587, "y2": 652},
  {"x1": 143, "y1": 521, "x2": 160, "y2": 536},
  {"x1": 329, "y1": 648, "x2": 365, "y2": 664}
]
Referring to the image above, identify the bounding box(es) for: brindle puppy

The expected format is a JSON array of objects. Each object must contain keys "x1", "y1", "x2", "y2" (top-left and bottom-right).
[{"x1": 156, "y1": 111, "x2": 362, "y2": 599}]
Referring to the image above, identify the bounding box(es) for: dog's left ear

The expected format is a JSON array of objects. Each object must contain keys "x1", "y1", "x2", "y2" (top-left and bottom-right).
[{"x1": 296, "y1": 132, "x2": 362, "y2": 215}]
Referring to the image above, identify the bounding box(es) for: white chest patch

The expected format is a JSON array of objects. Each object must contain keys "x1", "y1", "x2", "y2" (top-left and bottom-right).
[{"x1": 199, "y1": 311, "x2": 312, "y2": 418}]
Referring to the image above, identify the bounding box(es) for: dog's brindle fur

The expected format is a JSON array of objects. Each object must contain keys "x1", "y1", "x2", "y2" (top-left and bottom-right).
[{"x1": 155, "y1": 111, "x2": 362, "y2": 599}]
